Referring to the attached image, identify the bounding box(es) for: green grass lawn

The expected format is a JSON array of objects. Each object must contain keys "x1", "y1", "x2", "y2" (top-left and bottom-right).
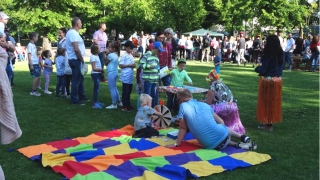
[{"x1": 0, "y1": 59, "x2": 319, "y2": 180}]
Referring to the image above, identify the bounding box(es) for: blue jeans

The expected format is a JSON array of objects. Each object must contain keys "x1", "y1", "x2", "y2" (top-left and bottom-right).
[
  {"x1": 108, "y1": 73, "x2": 120, "y2": 104},
  {"x1": 98, "y1": 52, "x2": 106, "y2": 81},
  {"x1": 143, "y1": 81, "x2": 158, "y2": 107},
  {"x1": 160, "y1": 69, "x2": 171, "y2": 86},
  {"x1": 56, "y1": 75, "x2": 66, "y2": 95},
  {"x1": 284, "y1": 52, "x2": 293, "y2": 70},
  {"x1": 194, "y1": 47, "x2": 200, "y2": 60},
  {"x1": 91, "y1": 73, "x2": 100, "y2": 103},
  {"x1": 6, "y1": 64, "x2": 13, "y2": 84},
  {"x1": 139, "y1": 46, "x2": 145, "y2": 56},
  {"x1": 69, "y1": 60, "x2": 86, "y2": 103},
  {"x1": 122, "y1": 83, "x2": 133, "y2": 107},
  {"x1": 309, "y1": 52, "x2": 319, "y2": 71},
  {"x1": 215, "y1": 65, "x2": 220, "y2": 74},
  {"x1": 18, "y1": 54, "x2": 24, "y2": 61},
  {"x1": 98, "y1": 52, "x2": 105, "y2": 70}
]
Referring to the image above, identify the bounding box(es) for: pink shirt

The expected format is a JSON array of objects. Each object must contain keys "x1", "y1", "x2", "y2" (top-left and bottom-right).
[
  {"x1": 93, "y1": 30, "x2": 108, "y2": 52},
  {"x1": 158, "y1": 45, "x2": 172, "y2": 68}
]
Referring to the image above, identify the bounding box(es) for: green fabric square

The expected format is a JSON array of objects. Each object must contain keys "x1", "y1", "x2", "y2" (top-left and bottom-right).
[
  {"x1": 189, "y1": 149, "x2": 227, "y2": 161},
  {"x1": 71, "y1": 172, "x2": 119, "y2": 180},
  {"x1": 158, "y1": 128, "x2": 178, "y2": 135},
  {"x1": 111, "y1": 135, "x2": 140, "y2": 143},
  {"x1": 65, "y1": 144, "x2": 93, "y2": 154},
  {"x1": 130, "y1": 156, "x2": 169, "y2": 171}
]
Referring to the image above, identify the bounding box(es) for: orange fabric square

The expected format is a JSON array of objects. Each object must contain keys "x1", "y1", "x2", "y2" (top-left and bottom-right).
[
  {"x1": 82, "y1": 155, "x2": 124, "y2": 171},
  {"x1": 142, "y1": 146, "x2": 183, "y2": 156},
  {"x1": 75, "y1": 134, "x2": 109, "y2": 144},
  {"x1": 18, "y1": 144, "x2": 57, "y2": 158},
  {"x1": 117, "y1": 125, "x2": 135, "y2": 135}
]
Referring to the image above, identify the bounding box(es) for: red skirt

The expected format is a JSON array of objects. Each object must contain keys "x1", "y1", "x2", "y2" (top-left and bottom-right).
[{"x1": 256, "y1": 77, "x2": 282, "y2": 124}]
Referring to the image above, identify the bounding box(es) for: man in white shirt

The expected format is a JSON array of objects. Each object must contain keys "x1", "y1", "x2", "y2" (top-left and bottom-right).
[
  {"x1": 284, "y1": 33, "x2": 295, "y2": 71},
  {"x1": 66, "y1": 17, "x2": 88, "y2": 105}
]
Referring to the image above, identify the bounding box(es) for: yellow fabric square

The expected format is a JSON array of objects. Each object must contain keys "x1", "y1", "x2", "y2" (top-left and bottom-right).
[
  {"x1": 103, "y1": 143, "x2": 137, "y2": 155},
  {"x1": 147, "y1": 137, "x2": 176, "y2": 146},
  {"x1": 142, "y1": 146, "x2": 183, "y2": 156},
  {"x1": 18, "y1": 144, "x2": 57, "y2": 158},
  {"x1": 82, "y1": 155, "x2": 124, "y2": 171},
  {"x1": 42, "y1": 153, "x2": 76, "y2": 167},
  {"x1": 181, "y1": 161, "x2": 224, "y2": 176},
  {"x1": 75, "y1": 134, "x2": 109, "y2": 144},
  {"x1": 230, "y1": 151, "x2": 271, "y2": 165},
  {"x1": 129, "y1": 170, "x2": 169, "y2": 180}
]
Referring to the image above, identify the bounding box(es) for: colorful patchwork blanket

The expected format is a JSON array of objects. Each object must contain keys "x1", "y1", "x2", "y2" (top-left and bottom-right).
[{"x1": 18, "y1": 125, "x2": 271, "y2": 180}]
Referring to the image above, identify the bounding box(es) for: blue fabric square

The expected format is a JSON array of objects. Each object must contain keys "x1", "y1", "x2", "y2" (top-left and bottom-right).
[
  {"x1": 93, "y1": 139, "x2": 121, "y2": 149},
  {"x1": 208, "y1": 156, "x2": 251, "y2": 171},
  {"x1": 128, "y1": 139, "x2": 159, "y2": 151},
  {"x1": 154, "y1": 164, "x2": 197, "y2": 180},
  {"x1": 104, "y1": 161, "x2": 146, "y2": 180},
  {"x1": 70, "y1": 149, "x2": 105, "y2": 162},
  {"x1": 183, "y1": 132, "x2": 195, "y2": 141},
  {"x1": 165, "y1": 153, "x2": 201, "y2": 165}
]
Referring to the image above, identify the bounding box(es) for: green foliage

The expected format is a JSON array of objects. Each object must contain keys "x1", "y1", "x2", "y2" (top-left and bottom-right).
[{"x1": 0, "y1": 0, "x2": 318, "y2": 42}]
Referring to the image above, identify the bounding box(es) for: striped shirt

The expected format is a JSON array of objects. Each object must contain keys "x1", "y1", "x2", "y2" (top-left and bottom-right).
[{"x1": 139, "y1": 51, "x2": 159, "y2": 83}]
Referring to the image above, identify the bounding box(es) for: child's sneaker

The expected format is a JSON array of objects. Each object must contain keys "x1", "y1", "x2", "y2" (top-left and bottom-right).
[
  {"x1": 44, "y1": 90, "x2": 52, "y2": 95},
  {"x1": 30, "y1": 91, "x2": 41, "y2": 96},
  {"x1": 118, "y1": 102, "x2": 123, "y2": 107},
  {"x1": 97, "y1": 102, "x2": 105, "y2": 107},
  {"x1": 236, "y1": 141, "x2": 257, "y2": 150},
  {"x1": 92, "y1": 103, "x2": 102, "y2": 109},
  {"x1": 240, "y1": 135, "x2": 251, "y2": 143},
  {"x1": 106, "y1": 104, "x2": 117, "y2": 109}
]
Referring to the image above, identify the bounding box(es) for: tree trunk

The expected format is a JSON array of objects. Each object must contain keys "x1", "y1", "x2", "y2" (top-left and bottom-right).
[
  {"x1": 299, "y1": 24, "x2": 303, "y2": 37},
  {"x1": 42, "y1": 37, "x2": 52, "y2": 51}
]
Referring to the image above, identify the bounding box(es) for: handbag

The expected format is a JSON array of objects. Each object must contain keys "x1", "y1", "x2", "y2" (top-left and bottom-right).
[{"x1": 81, "y1": 62, "x2": 88, "y2": 75}]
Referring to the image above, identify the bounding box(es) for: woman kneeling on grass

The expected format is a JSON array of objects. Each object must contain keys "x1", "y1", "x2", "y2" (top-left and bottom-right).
[
  {"x1": 255, "y1": 35, "x2": 283, "y2": 131},
  {"x1": 200, "y1": 69, "x2": 246, "y2": 134}
]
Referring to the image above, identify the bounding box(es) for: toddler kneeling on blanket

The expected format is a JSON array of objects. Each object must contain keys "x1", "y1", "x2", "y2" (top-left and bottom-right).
[{"x1": 133, "y1": 94, "x2": 162, "y2": 138}]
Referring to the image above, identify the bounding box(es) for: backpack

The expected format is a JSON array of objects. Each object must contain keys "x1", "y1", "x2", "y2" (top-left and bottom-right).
[
  {"x1": 203, "y1": 37, "x2": 210, "y2": 47},
  {"x1": 253, "y1": 40, "x2": 261, "y2": 50}
]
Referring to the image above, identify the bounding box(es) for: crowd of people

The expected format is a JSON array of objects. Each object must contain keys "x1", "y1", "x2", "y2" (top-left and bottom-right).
[{"x1": 1, "y1": 10, "x2": 320, "y2": 178}]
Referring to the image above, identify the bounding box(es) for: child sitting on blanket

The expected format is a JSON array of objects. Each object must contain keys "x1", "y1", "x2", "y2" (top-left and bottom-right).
[
  {"x1": 133, "y1": 94, "x2": 162, "y2": 138},
  {"x1": 167, "y1": 58, "x2": 192, "y2": 113}
]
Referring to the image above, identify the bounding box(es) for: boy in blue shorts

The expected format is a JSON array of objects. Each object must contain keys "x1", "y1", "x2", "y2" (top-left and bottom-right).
[{"x1": 27, "y1": 32, "x2": 41, "y2": 96}]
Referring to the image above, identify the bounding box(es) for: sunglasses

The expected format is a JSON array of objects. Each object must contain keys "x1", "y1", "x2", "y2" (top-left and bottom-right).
[{"x1": 164, "y1": 32, "x2": 171, "y2": 35}]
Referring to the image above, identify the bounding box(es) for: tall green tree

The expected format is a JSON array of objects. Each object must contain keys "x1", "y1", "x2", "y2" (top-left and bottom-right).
[{"x1": 8, "y1": 0, "x2": 98, "y2": 48}]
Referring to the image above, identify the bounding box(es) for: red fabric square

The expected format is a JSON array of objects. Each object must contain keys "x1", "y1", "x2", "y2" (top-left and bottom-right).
[
  {"x1": 46, "y1": 139, "x2": 80, "y2": 149},
  {"x1": 114, "y1": 152, "x2": 150, "y2": 161},
  {"x1": 52, "y1": 161, "x2": 99, "y2": 179}
]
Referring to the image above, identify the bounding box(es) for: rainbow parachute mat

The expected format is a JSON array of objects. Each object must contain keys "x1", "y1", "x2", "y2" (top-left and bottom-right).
[{"x1": 18, "y1": 125, "x2": 271, "y2": 180}]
